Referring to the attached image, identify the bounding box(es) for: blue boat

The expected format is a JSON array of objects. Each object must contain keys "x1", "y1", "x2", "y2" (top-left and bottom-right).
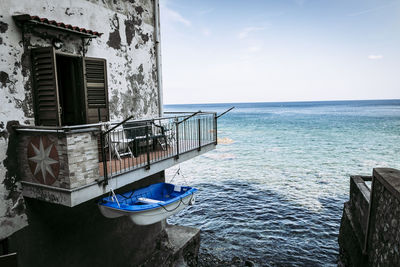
[{"x1": 98, "y1": 183, "x2": 198, "y2": 225}]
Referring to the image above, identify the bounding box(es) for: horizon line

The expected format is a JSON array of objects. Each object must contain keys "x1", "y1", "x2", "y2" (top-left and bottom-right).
[{"x1": 164, "y1": 98, "x2": 400, "y2": 106}]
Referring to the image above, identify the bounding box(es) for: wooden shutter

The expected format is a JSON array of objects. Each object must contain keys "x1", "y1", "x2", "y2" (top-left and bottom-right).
[
  {"x1": 83, "y1": 58, "x2": 109, "y2": 123},
  {"x1": 31, "y1": 47, "x2": 61, "y2": 126}
]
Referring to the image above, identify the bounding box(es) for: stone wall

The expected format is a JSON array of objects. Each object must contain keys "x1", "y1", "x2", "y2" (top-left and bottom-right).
[
  {"x1": 1, "y1": 0, "x2": 162, "y2": 239},
  {"x1": 66, "y1": 131, "x2": 100, "y2": 188},
  {"x1": 349, "y1": 175, "x2": 371, "y2": 245},
  {"x1": 338, "y1": 168, "x2": 400, "y2": 266},
  {"x1": 366, "y1": 168, "x2": 400, "y2": 266},
  {"x1": 338, "y1": 176, "x2": 370, "y2": 267},
  {"x1": 17, "y1": 129, "x2": 100, "y2": 190}
]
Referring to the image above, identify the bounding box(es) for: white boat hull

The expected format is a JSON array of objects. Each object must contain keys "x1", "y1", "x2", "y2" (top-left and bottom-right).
[{"x1": 98, "y1": 194, "x2": 195, "y2": 225}]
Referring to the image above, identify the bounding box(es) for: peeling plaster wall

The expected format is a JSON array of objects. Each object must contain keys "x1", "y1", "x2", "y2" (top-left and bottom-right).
[{"x1": 0, "y1": 0, "x2": 161, "y2": 239}]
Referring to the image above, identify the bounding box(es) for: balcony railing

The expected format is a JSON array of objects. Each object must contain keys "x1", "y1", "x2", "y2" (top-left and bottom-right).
[
  {"x1": 100, "y1": 112, "x2": 217, "y2": 184},
  {"x1": 15, "y1": 111, "x2": 216, "y2": 191}
]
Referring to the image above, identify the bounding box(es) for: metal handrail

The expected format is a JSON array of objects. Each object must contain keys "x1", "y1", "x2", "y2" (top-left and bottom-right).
[
  {"x1": 164, "y1": 111, "x2": 215, "y2": 114},
  {"x1": 176, "y1": 111, "x2": 201, "y2": 125},
  {"x1": 103, "y1": 116, "x2": 133, "y2": 135},
  {"x1": 14, "y1": 112, "x2": 215, "y2": 133},
  {"x1": 216, "y1": 107, "x2": 235, "y2": 119},
  {"x1": 99, "y1": 112, "x2": 217, "y2": 184}
]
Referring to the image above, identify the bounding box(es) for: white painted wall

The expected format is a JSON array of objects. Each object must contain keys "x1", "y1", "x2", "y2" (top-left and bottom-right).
[{"x1": 0, "y1": 0, "x2": 162, "y2": 239}]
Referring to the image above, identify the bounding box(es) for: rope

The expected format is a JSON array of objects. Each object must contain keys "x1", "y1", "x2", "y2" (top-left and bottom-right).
[
  {"x1": 157, "y1": 193, "x2": 194, "y2": 212},
  {"x1": 168, "y1": 165, "x2": 189, "y2": 185},
  {"x1": 180, "y1": 193, "x2": 194, "y2": 206},
  {"x1": 168, "y1": 167, "x2": 180, "y2": 183},
  {"x1": 119, "y1": 190, "x2": 135, "y2": 199},
  {"x1": 110, "y1": 188, "x2": 120, "y2": 207},
  {"x1": 180, "y1": 169, "x2": 189, "y2": 185}
]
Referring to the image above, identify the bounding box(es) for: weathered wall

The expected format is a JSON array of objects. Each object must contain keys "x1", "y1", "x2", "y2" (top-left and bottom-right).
[
  {"x1": 1, "y1": 0, "x2": 161, "y2": 239},
  {"x1": 366, "y1": 168, "x2": 400, "y2": 266},
  {"x1": 9, "y1": 171, "x2": 167, "y2": 267}
]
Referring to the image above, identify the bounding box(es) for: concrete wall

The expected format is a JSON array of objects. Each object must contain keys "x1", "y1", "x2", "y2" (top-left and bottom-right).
[
  {"x1": 1, "y1": 0, "x2": 162, "y2": 240},
  {"x1": 338, "y1": 168, "x2": 400, "y2": 266},
  {"x1": 338, "y1": 176, "x2": 370, "y2": 267},
  {"x1": 9, "y1": 172, "x2": 167, "y2": 267},
  {"x1": 349, "y1": 175, "x2": 371, "y2": 245}
]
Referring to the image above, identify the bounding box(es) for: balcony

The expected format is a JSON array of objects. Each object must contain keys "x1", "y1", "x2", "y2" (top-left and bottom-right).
[{"x1": 15, "y1": 112, "x2": 217, "y2": 206}]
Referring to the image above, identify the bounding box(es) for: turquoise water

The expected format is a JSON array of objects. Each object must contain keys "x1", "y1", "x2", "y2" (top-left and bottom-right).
[{"x1": 165, "y1": 100, "x2": 400, "y2": 266}]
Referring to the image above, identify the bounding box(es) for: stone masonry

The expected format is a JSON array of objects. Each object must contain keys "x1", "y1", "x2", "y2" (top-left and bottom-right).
[
  {"x1": 338, "y1": 168, "x2": 400, "y2": 266},
  {"x1": 17, "y1": 129, "x2": 100, "y2": 189},
  {"x1": 366, "y1": 169, "x2": 400, "y2": 266},
  {"x1": 65, "y1": 131, "x2": 100, "y2": 188}
]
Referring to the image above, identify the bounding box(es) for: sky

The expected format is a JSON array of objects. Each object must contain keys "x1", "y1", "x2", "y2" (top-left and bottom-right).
[{"x1": 159, "y1": 0, "x2": 400, "y2": 104}]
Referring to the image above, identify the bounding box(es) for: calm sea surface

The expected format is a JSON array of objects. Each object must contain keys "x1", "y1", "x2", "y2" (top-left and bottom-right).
[{"x1": 165, "y1": 100, "x2": 400, "y2": 266}]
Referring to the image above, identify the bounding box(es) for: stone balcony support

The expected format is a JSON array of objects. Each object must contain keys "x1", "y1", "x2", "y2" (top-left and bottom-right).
[{"x1": 15, "y1": 113, "x2": 217, "y2": 207}]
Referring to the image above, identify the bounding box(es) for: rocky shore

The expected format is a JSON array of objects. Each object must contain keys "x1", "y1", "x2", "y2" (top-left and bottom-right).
[{"x1": 198, "y1": 249, "x2": 257, "y2": 267}]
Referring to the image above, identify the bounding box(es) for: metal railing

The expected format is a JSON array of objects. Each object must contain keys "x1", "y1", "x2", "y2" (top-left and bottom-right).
[
  {"x1": 14, "y1": 111, "x2": 219, "y2": 186},
  {"x1": 100, "y1": 112, "x2": 217, "y2": 185}
]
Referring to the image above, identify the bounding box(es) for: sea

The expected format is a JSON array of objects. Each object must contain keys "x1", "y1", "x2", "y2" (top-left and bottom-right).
[{"x1": 164, "y1": 99, "x2": 400, "y2": 266}]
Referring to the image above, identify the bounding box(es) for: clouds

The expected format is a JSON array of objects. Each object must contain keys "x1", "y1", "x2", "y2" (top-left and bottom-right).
[
  {"x1": 348, "y1": 2, "x2": 398, "y2": 17},
  {"x1": 164, "y1": 7, "x2": 191, "y2": 26},
  {"x1": 202, "y1": 28, "x2": 211, "y2": 37},
  {"x1": 237, "y1": 27, "x2": 266, "y2": 57},
  {"x1": 368, "y1": 54, "x2": 383, "y2": 60},
  {"x1": 160, "y1": 1, "x2": 191, "y2": 27},
  {"x1": 160, "y1": 0, "x2": 400, "y2": 104},
  {"x1": 237, "y1": 27, "x2": 265, "y2": 39}
]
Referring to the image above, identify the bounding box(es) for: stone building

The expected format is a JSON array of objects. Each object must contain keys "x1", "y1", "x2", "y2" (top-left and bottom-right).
[
  {"x1": 338, "y1": 168, "x2": 400, "y2": 266},
  {"x1": 0, "y1": 1, "x2": 217, "y2": 266}
]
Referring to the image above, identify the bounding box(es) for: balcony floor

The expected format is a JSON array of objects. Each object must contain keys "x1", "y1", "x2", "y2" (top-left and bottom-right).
[{"x1": 99, "y1": 147, "x2": 174, "y2": 176}]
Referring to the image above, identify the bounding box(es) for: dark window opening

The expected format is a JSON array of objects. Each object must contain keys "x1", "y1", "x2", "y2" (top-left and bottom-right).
[
  {"x1": 31, "y1": 47, "x2": 109, "y2": 127},
  {"x1": 56, "y1": 55, "x2": 85, "y2": 126}
]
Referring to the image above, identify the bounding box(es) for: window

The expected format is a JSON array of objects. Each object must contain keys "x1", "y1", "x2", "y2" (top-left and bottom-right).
[{"x1": 31, "y1": 47, "x2": 109, "y2": 126}]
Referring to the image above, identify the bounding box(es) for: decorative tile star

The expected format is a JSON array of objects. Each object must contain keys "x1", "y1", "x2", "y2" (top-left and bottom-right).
[{"x1": 28, "y1": 137, "x2": 58, "y2": 184}]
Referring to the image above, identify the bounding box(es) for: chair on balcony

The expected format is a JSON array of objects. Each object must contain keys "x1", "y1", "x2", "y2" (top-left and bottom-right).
[
  {"x1": 151, "y1": 122, "x2": 170, "y2": 151},
  {"x1": 123, "y1": 121, "x2": 153, "y2": 157},
  {"x1": 123, "y1": 121, "x2": 170, "y2": 156},
  {"x1": 109, "y1": 127, "x2": 134, "y2": 160}
]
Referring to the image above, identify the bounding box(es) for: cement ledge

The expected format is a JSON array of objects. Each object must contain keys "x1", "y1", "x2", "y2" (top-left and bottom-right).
[
  {"x1": 338, "y1": 202, "x2": 368, "y2": 267},
  {"x1": 166, "y1": 224, "x2": 201, "y2": 266}
]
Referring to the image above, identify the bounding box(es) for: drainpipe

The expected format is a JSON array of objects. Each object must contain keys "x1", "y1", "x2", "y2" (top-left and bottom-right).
[{"x1": 154, "y1": 0, "x2": 163, "y2": 117}]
